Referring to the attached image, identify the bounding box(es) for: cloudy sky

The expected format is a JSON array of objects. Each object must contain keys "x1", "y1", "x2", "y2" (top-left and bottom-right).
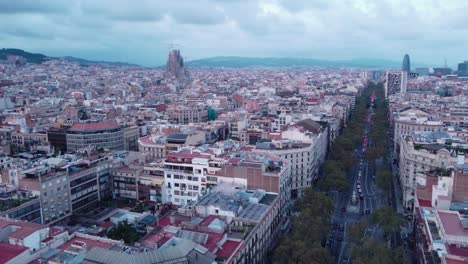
[{"x1": 1, "y1": 0, "x2": 466, "y2": 67}]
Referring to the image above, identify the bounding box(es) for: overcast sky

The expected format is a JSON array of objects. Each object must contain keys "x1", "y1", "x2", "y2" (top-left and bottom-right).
[{"x1": 1, "y1": 0, "x2": 466, "y2": 67}]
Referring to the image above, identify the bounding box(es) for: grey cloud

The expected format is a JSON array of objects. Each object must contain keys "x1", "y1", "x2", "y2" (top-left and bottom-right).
[
  {"x1": 0, "y1": 0, "x2": 467, "y2": 66},
  {"x1": 278, "y1": 0, "x2": 330, "y2": 13},
  {"x1": 0, "y1": 0, "x2": 69, "y2": 14}
]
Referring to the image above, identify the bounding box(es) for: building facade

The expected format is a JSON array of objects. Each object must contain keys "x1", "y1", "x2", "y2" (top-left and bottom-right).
[
  {"x1": 66, "y1": 120, "x2": 124, "y2": 151},
  {"x1": 385, "y1": 71, "x2": 407, "y2": 97}
]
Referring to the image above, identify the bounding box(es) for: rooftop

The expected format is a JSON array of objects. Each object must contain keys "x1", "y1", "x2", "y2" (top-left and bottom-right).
[
  {"x1": 216, "y1": 240, "x2": 241, "y2": 260},
  {"x1": 69, "y1": 120, "x2": 120, "y2": 132},
  {"x1": 438, "y1": 211, "x2": 468, "y2": 237},
  {"x1": 0, "y1": 218, "x2": 48, "y2": 240},
  {"x1": 59, "y1": 236, "x2": 112, "y2": 252},
  {"x1": 83, "y1": 238, "x2": 216, "y2": 264},
  {"x1": 0, "y1": 243, "x2": 29, "y2": 264}
]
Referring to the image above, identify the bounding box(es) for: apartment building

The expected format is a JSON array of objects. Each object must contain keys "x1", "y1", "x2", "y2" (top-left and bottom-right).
[
  {"x1": 122, "y1": 125, "x2": 139, "y2": 151},
  {"x1": 17, "y1": 166, "x2": 71, "y2": 225},
  {"x1": 163, "y1": 147, "x2": 291, "y2": 217},
  {"x1": 112, "y1": 165, "x2": 143, "y2": 200},
  {"x1": 0, "y1": 187, "x2": 41, "y2": 223},
  {"x1": 68, "y1": 153, "x2": 112, "y2": 214},
  {"x1": 393, "y1": 108, "x2": 444, "y2": 156},
  {"x1": 256, "y1": 140, "x2": 316, "y2": 198},
  {"x1": 167, "y1": 105, "x2": 208, "y2": 125},
  {"x1": 399, "y1": 131, "x2": 465, "y2": 210}
]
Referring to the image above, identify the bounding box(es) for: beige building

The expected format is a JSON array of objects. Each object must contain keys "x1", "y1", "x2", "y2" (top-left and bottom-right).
[
  {"x1": 393, "y1": 108, "x2": 443, "y2": 156},
  {"x1": 167, "y1": 105, "x2": 208, "y2": 125},
  {"x1": 398, "y1": 131, "x2": 464, "y2": 209}
]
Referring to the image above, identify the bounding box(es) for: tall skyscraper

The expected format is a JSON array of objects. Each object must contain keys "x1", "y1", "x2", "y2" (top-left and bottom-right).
[
  {"x1": 165, "y1": 49, "x2": 188, "y2": 79},
  {"x1": 402, "y1": 54, "x2": 411, "y2": 74},
  {"x1": 384, "y1": 71, "x2": 407, "y2": 97},
  {"x1": 458, "y1": 61, "x2": 468, "y2": 76}
]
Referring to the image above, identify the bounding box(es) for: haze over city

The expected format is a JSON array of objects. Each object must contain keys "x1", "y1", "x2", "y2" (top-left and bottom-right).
[{"x1": 1, "y1": 0, "x2": 467, "y2": 66}]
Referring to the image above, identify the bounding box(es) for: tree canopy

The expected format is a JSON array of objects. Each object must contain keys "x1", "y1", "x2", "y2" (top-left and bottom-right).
[{"x1": 107, "y1": 220, "x2": 140, "y2": 244}]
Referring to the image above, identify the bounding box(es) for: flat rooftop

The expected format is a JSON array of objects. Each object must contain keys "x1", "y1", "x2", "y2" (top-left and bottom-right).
[{"x1": 438, "y1": 211, "x2": 468, "y2": 237}]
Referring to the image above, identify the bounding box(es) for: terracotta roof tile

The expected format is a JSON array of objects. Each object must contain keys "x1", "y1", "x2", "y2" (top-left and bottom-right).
[{"x1": 69, "y1": 120, "x2": 119, "y2": 132}]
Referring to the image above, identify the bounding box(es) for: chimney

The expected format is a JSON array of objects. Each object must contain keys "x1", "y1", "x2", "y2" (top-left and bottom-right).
[{"x1": 169, "y1": 212, "x2": 175, "y2": 224}]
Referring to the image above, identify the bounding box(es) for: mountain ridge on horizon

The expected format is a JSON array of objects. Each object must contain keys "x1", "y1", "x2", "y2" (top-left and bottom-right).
[
  {"x1": 185, "y1": 56, "x2": 409, "y2": 69},
  {"x1": 0, "y1": 48, "x2": 140, "y2": 67},
  {"x1": 1, "y1": 48, "x2": 426, "y2": 69}
]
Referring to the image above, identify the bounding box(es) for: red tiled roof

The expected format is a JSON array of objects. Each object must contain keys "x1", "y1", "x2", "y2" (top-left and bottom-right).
[
  {"x1": 0, "y1": 243, "x2": 28, "y2": 264},
  {"x1": 0, "y1": 219, "x2": 48, "y2": 240},
  {"x1": 99, "y1": 221, "x2": 113, "y2": 228},
  {"x1": 438, "y1": 211, "x2": 468, "y2": 236},
  {"x1": 49, "y1": 227, "x2": 66, "y2": 237},
  {"x1": 216, "y1": 240, "x2": 241, "y2": 259},
  {"x1": 448, "y1": 244, "x2": 468, "y2": 258},
  {"x1": 59, "y1": 236, "x2": 112, "y2": 251},
  {"x1": 143, "y1": 232, "x2": 175, "y2": 248},
  {"x1": 446, "y1": 257, "x2": 468, "y2": 264},
  {"x1": 199, "y1": 215, "x2": 218, "y2": 227},
  {"x1": 418, "y1": 199, "x2": 432, "y2": 208},
  {"x1": 151, "y1": 214, "x2": 191, "y2": 228},
  {"x1": 69, "y1": 120, "x2": 119, "y2": 132}
]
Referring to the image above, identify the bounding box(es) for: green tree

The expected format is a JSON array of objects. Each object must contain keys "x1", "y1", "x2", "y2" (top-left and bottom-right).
[
  {"x1": 295, "y1": 188, "x2": 334, "y2": 218},
  {"x1": 351, "y1": 239, "x2": 408, "y2": 264},
  {"x1": 347, "y1": 220, "x2": 368, "y2": 246},
  {"x1": 273, "y1": 238, "x2": 332, "y2": 264},
  {"x1": 107, "y1": 220, "x2": 140, "y2": 244},
  {"x1": 376, "y1": 169, "x2": 393, "y2": 195},
  {"x1": 274, "y1": 189, "x2": 334, "y2": 264},
  {"x1": 369, "y1": 207, "x2": 403, "y2": 238}
]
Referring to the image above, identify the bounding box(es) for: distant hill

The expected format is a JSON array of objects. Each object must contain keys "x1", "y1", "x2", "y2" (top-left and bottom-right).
[
  {"x1": 186, "y1": 56, "x2": 403, "y2": 69},
  {"x1": 0, "y1": 48, "x2": 140, "y2": 67},
  {"x1": 61, "y1": 56, "x2": 140, "y2": 67},
  {"x1": 0, "y1": 48, "x2": 49, "y2": 64}
]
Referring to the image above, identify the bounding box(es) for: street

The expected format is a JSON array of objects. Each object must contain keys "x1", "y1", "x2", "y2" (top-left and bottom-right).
[{"x1": 327, "y1": 89, "x2": 391, "y2": 263}]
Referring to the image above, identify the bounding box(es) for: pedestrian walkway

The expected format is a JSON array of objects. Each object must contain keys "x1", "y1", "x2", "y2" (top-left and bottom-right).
[{"x1": 391, "y1": 162, "x2": 404, "y2": 214}]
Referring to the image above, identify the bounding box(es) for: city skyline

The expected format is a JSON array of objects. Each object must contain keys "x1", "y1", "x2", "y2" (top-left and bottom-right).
[{"x1": 1, "y1": 1, "x2": 467, "y2": 66}]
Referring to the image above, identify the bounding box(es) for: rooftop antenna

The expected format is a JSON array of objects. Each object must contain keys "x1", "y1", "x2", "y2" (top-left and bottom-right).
[{"x1": 444, "y1": 58, "x2": 448, "y2": 68}]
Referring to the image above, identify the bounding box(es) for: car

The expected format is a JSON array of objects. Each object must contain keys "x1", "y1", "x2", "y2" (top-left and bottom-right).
[
  {"x1": 357, "y1": 188, "x2": 362, "y2": 194},
  {"x1": 338, "y1": 224, "x2": 344, "y2": 231},
  {"x1": 333, "y1": 222, "x2": 339, "y2": 229},
  {"x1": 359, "y1": 194, "x2": 364, "y2": 200},
  {"x1": 365, "y1": 209, "x2": 371, "y2": 214},
  {"x1": 337, "y1": 236, "x2": 343, "y2": 241},
  {"x1": 341, "y1": 207, "x2": 346, "y2": 212},
  {"x1": 356, "y1": 184, "x2": 361, "y2": 189}
]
